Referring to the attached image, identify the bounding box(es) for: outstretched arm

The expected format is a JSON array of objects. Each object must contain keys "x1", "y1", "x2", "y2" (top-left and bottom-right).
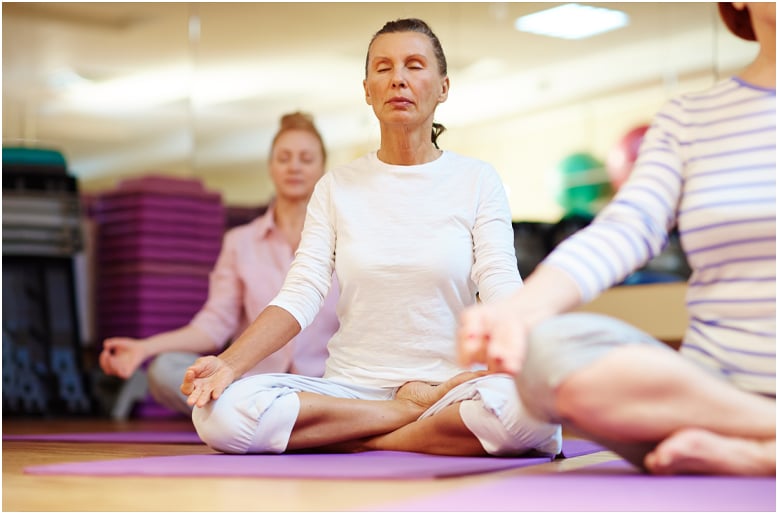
[
  {"x1": 100, "y1": 325, "x2": 217, "y2": 379},
  {"x1": 181, "y1": 305, "x2": 301, "y2": 407},
  {"x1": 458, "y1": 264, "x2": 582, "y2": 374}
]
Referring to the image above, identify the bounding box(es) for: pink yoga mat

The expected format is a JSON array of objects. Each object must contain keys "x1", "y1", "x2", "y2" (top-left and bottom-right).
[
  {"x1": 370, "y1": 459, "x2": 776, "y2": 512},
  {"x1": 24, "y1": 451, "x2": 553, "y2": 479}
]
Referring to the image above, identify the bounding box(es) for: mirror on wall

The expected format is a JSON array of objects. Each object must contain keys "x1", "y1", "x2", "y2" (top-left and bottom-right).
[{"x1": 3, "y1": 2, "x2": 758, "y2": 220}]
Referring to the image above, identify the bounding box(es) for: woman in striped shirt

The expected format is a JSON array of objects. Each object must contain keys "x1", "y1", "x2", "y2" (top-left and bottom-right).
[{"x1": 458, "y1": 2, "x2": 775, "y2": 476}]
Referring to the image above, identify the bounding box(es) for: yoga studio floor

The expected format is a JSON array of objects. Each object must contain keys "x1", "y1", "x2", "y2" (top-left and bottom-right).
[{"x1": 3, "y1": 417, "x2": 774, "y2": 512}]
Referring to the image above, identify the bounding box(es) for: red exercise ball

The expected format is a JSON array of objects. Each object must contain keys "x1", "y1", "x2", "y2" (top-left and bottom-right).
[{"x1": 606, "y1": 124, "x2": 649, "y2": 190}]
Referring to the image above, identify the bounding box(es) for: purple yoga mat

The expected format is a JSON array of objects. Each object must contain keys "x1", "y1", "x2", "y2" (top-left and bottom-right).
[
  {"x1": 97, "y1": 322, "x2": 187, "y2": 340},
  {"x1": 97, "y1": 286, "x2": 208, "y2": 304},
  {"x1": 370, "y1": 459, "x2": 776, "y2": 512},
  {"x1": 99, "y1": 260, "x2": 212, "y2": 278},
  {"x1": 98, "y1": 244, "x2": 219, "y2": 265},
  {"x1": 3, "y1": 430, "x2": 599, "y2": 455},
  {"x1": 98, "y1": 232, "x2": 223, "y2": 255},
  {"x1": 4, "y1": 431, "x2": 202, "y2": 444},
  {"x1": 112, "y1": 175, "x2": 222, "y2": 199},
  {"x1": 95, "y1": 210, "x2": 225, "y2": 237},
  {"x1": 95, "y1": 193, "x2": 223, "y2": 215},
  {"x1": 98, "y1": 311, "x2": 195, "y2": 330},
  {"x1": 559, "y1": 438, "x2": 605, "y2": 458},
  {"x1": 99, "y1": 299, "x2": 204, "y2": 316},
  {"x1": 24, "y1": 451, "x2": 552, "y2": 480}
]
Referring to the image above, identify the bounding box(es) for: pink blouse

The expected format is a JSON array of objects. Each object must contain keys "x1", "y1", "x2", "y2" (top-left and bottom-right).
[{"x1": 190, "y1": 205, "x2": 339, "y2": 377}]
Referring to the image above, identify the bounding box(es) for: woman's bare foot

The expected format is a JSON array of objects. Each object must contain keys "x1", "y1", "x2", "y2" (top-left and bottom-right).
[
  {"x1": 645, "y1": 427, "x2": 776, "y2": 476},
  {"x1": 396, "y1": 371, "x2": 488, "y2": 412}
]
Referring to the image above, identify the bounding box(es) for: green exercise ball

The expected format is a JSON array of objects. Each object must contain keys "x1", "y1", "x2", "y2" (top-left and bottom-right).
[{"x1": 555, "y1": 152, "x2": 612, "y2": 217}]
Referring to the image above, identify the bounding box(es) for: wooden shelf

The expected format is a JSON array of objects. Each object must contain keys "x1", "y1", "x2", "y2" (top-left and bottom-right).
[{"x1": 575, "y1": 282, "x2": 688, "y2": 348}]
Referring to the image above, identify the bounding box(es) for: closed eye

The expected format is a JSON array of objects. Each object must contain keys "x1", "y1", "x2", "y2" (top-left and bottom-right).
[{"x1": 407, "y1": 57, "x2": 426, "y2": 70}]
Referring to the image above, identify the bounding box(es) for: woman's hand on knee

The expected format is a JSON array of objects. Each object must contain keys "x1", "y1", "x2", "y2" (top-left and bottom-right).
[{"x1": 180, "y1": 356, "x2": 236, "y2": 408}]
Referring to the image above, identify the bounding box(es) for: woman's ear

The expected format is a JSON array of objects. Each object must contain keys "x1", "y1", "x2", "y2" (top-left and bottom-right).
[
  {"x1": 438, "y1": 76, "x2": 450, "y2": 103},
  {"x1": 363, "y1": 79, "x2": 372, "y2": 106}
]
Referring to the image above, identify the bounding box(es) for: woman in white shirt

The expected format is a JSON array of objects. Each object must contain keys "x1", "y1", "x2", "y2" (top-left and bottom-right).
[{"x1": 180, "y1": 18, "x2": 561, "y2": 456}]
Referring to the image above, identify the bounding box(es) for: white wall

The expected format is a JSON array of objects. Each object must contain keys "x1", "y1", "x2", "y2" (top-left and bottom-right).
[{"x1": 190, "y1": 71, "x2": 726, "y2": 221}]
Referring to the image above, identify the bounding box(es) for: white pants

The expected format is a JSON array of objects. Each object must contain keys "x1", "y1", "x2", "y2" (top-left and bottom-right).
[
  {"x1": 147, "y1": 352, "x2": 199, "y2": 415},
  {"x1": 192, "y1": 373, "x2": 562, "y2": 456}
]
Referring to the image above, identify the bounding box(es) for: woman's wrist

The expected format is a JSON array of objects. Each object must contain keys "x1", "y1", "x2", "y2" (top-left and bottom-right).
[
  {"x1": 506, "y1": 292, "x2": 556, "y2": 330},
  {"x1": 514, "y1": 264, "x2": 582, "y2": 325},
  {"x1": 219, "y1": 350, "x2": 246, "y2": 379}
]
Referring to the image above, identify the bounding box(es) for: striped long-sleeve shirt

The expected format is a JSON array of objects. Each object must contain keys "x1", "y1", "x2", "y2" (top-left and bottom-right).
[{"x1": 545, "y1": 77, "x2": 775, "y2": 395}]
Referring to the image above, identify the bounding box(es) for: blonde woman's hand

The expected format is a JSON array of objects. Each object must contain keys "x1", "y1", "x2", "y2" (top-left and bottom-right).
[{"x1": 99, "y1": 337, "x2": 146, "y2": 379}]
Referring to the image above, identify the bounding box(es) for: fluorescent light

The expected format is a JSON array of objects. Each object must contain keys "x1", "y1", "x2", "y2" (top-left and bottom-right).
[
  {"x1": 61, "y1": 68, "x2": 190, "y2": 113},
  {"x1": 515, "y1": 3, "x2": 629, "y2": 40}
]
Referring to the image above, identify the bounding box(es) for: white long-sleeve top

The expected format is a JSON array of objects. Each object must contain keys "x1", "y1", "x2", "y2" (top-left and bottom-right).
[
  {"x1": 546, "y1": 77, "x2": 776, "y2": 395},
  {"x1": 270, "y1": 150, "x2": 522, "y2": 387}
]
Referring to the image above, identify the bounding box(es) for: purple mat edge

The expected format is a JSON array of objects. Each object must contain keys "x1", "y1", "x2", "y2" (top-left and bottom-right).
[
  {"x1": 560, "y1": 438, "x2": 605, "y2": 458},
  {"x1": 368, "y1": 459, "x2": 777, "y2": 512},
  {"x1": 3, "y1": 431, "x2": 201, "y2": 444},
  {"x1": 23, "y1": 451, "x2": 554, "y2": 480},
  {"x1": 3, "y1": 432, "x2": 602, "y2": 457}
]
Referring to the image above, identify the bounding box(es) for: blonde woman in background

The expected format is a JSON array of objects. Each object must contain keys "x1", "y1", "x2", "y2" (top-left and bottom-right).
[{"x1": 100, "y1": 112, "x2": 339, "y2": 415}]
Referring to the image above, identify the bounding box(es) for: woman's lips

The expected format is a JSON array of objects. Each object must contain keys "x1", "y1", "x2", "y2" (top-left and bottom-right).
[{"x1": 388, "y1": 97, "x2": 413, "y2": 106}]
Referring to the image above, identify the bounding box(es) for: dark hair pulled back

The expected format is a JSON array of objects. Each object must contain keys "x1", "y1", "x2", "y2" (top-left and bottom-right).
[{"x1": 366, "y1": 18, "x2": 448, "y2": 149}]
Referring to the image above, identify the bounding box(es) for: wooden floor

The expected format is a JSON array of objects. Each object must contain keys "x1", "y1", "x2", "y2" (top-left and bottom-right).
[{"x1": 3, "y1": 417, "x2": 618, "y2": 512}]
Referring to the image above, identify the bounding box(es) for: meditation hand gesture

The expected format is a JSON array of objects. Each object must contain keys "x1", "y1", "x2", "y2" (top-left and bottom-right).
[
  {"x1": 181, "y1": 355, "x2": 237, "y2": 408},
  {"x1": 457, "y1": 297, "x2": 533, "y2": 375},
  {"x1": 99, "y1": 337, "x2": 147, "y2": 379}
]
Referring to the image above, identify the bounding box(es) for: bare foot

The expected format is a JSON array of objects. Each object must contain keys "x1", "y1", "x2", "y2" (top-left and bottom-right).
[
  {"x1": 645, "y1": 427, "x2": 776, "y2": 476},
  {"x1": 396, "y1": 371, "x2": 488, "y2": 412}
]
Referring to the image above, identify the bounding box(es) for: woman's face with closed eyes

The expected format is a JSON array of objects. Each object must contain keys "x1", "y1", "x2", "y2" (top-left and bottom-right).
[
  {"x1": 269, "y1": 129, "x2": 325, "y2": 201},
  {"x1": 363, "y1": 31, "x2": 449, "y2": 129}
]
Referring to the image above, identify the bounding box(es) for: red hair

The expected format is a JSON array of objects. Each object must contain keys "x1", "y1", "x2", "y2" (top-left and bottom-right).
[{"x1": 718, "y1": 3, "x2": 756, "y2": 41}]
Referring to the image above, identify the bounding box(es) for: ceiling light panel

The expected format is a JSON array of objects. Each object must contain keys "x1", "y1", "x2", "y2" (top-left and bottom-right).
[{"x1": 515, "y1": 3, "x2": 629, "y2": 40}]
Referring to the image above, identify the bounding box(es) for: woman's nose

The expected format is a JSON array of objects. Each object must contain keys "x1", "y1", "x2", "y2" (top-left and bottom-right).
[
  {"x1": 390, "y1": 70, "x2": 407, "y2": 87},
  {"x1": 289, "y1": 157, "x2": 304, "y2": 171}
]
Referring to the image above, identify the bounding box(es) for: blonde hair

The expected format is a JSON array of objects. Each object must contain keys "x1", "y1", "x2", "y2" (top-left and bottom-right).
[{"x1": 271, "y1": 111, "x2": 327, "y2": 164}]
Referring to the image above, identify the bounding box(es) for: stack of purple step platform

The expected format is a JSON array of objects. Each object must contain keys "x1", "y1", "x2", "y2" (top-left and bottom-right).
[{"x1": 92, "y1": 175, "x2": 225, "y2": 417}]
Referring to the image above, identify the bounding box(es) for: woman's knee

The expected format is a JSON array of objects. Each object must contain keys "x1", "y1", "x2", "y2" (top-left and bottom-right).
[
  {"x1": 460, "y1": 376, "x2": 562, "y2": 456},
  {"x1": 517, "y1": 313, "x2": 646, "y2": 423},
  {"x1": 515, "y1": 314, "x2": 585, "y2": 422},
  {"x1": 147, "y1": 352, "x2": 196, "y2": 414},
  {"x1": 192, "y1": 380, "x2": 301, "y2": 454},
  {"x1": 147, "y1": 353, "x2": 176, "y2": 392},
  {"x1": 192, "y1": 398, "x2": 250, "y2": 453}
]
